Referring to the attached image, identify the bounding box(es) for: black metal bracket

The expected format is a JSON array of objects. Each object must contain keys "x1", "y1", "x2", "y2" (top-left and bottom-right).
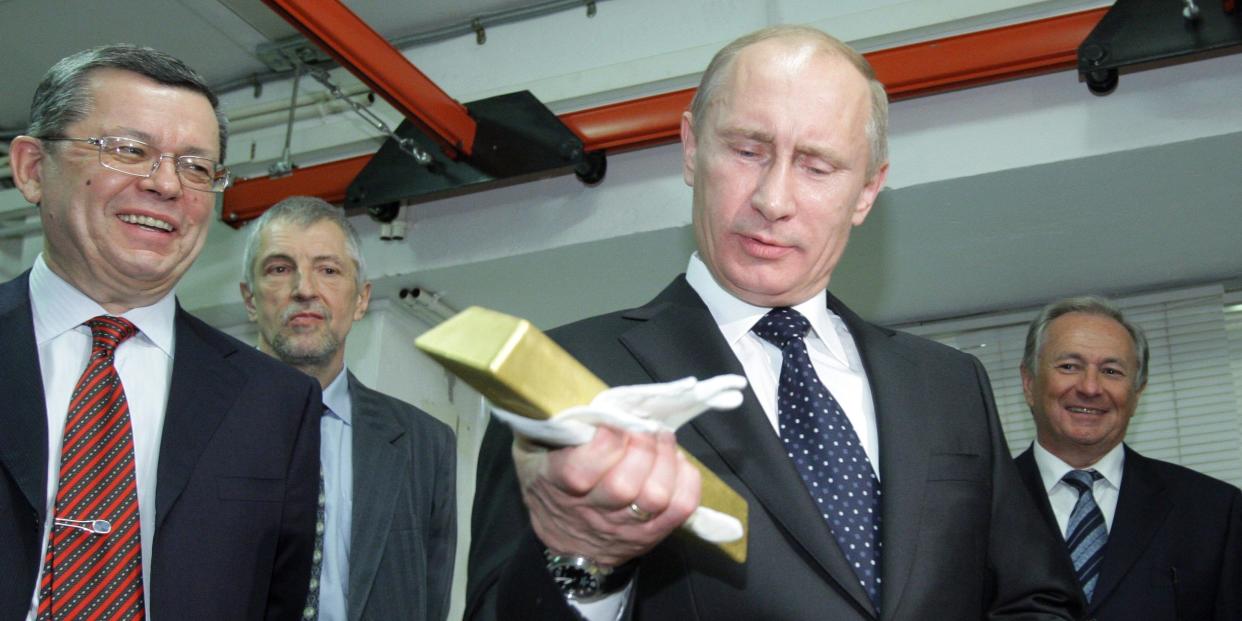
[
  {"x1": 1078, "y1": 0, "x2": 1242, "y2": 95},
  {"x1": 345, "y1": 91, "x2": 605, "y2": 217}
]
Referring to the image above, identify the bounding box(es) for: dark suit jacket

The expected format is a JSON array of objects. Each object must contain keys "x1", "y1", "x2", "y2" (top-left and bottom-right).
[
  {"x1": 466, "y1": 276, "x2": 1084, "y2": 620},
  {"x1": 0, "y1": 271, "x2": 320, "y2": 621},
  {"x1": 1016, "y1": 445, "x2": 1242, "y2": 621},
  {"x1": 346, "y1": 373, "x2": 456, "y2": 621}
]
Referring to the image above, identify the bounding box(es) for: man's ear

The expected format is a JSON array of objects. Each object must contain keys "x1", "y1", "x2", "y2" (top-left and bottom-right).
[
  {"x1": 353, "y1": 281, "x2": 372, "y2": 321},
  {"x1": 1020, "y1": 365, "x2": 1036, "y2": 409},
  {"x1": 850, "y1": 162, "x2": 889, "y2": 227},
  {"x1": 9, "y1": 136, "x2": 47, "y2": 206},
  {"x1": 680, "y1": 111, "x2": 697, "y2": 187},
  {"x1": 240, "y1": 282, "x2": 258, "y2": 321}
]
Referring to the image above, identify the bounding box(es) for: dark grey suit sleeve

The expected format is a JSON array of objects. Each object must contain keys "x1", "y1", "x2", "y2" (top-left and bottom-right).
[
  {"x1": 971, "y1": 357, "x2": 1087, "y2": 619},
  {"x1": 465, "y1": 417, "x2": 582, "y2": 621},
  {"x1": 427, "y1": 421, "x2": 458, "y2": 621}
]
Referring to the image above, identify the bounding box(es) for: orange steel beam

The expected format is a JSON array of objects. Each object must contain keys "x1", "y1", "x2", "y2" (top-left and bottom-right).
[
  {"x1": 222, "y1": 155, "x2": 370, "y2": 227},
  {"x1": 262, "y1": 0, "x2": 476, "y2": 157},
  {"x1": 870, "y1": 7, "x2": 1110, "y2": 99},
  {"x1": 562, "y1": 88, "x2": 696, "y2": 153},
  {"x1": 223, "y1": 7, "x2": 1107, "y2": 224}
]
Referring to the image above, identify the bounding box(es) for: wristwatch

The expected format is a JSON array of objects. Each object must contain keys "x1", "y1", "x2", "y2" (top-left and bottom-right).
[{"x1": 544, "y1": 551, "x2": 636, "y2": 602}]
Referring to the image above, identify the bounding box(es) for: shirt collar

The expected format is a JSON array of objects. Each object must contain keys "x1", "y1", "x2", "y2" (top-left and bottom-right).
[
  {"x1": 321, "y1": 366, "x2": 352, "y2": 425},
  {"x1": 685, "y1": 253, "x2": 850, "y2": 365},
  {"x1": 29, "y1": 253, "x2": 177, "y2": 358},
  {"x1": 1032, "y1": 440, "x2": 1126, "y2": 493}
]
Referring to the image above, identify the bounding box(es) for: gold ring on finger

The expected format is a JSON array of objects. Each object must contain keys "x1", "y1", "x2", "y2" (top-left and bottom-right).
[{"x1": 628, "y1": 502, "x2": 653, "y2": 522}]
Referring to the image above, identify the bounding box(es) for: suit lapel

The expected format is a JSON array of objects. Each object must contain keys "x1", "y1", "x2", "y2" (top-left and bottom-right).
[
  {"x1": 0, "y1": 273, "x2": 49, "y2": 524},
  {"x1": 1091, "y1": 446, "x2": 1170, "y2": 611},
  {"x1": 617, "y1": 279, "x2": 876, "y2": 616},
  {"x1": 830, "y1": 295, "x2": 929, "y2": 619},
  {"x1": 1014, "y1": 448, "x2": 1062, "y2": 535},
  {"x1": 346, "y1": 373, "x2": 408, "y2": 621},
  {"x1": 154, "y1": 307, "x2": 243, "y2": 528}
]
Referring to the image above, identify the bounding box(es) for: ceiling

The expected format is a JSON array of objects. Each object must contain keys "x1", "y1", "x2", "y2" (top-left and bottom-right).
[
  {"x1": 6, "y1": 0, "x2": 1241, "y2": 334},
  {"x1": 0, "y1": 0, "x2": 580, "y2": 134}
]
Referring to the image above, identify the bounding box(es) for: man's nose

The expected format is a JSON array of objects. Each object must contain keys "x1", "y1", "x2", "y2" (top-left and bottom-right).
[
  {"x1": 291, "y1": 271, "x2": 319, "y2": 299},
  {"x1": 1075, "y1": 367, "x2": 1103, "y2": 396},
  {"x1": 751, "y1": 159, "x2": 795, "y2": 220},
  {"x1": 138, "y1": 154, "x2": 184, "y2": 198}
]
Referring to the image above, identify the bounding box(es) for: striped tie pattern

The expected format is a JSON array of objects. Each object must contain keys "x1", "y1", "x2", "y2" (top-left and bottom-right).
[
  {"x1": 753, "y1": 308, "x2": 883, "y2": 609},
  {"x1": 1063, "y1": 469, "x2": 1107, "y2": 602},
  {"x1": 37, "y1": 316, "x2": 144, "y2": 620},
  {"x1": 302, "y1": 467, "x2": 326, "y2": 620}
]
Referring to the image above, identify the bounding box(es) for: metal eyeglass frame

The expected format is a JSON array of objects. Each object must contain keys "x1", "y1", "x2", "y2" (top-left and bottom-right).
[{"x1": 39, "y1": 135, "x2": 232, "y2": 193}]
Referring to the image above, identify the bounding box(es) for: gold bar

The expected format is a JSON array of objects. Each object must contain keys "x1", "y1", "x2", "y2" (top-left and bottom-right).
[{"x1": 416, "y1": 306, "x2": 748, "y2": 563}]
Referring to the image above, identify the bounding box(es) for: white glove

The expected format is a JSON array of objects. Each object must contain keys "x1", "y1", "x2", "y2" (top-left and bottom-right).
[
  {"x1": 491, "y1": 374, "x2": 746, "y2": 446},
  {"x1": 490, "y1": 374, "x2": 748, "y2": 543}
]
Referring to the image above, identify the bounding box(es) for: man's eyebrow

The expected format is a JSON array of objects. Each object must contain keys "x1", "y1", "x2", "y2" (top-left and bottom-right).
[
  {"x1": 718, "y1": 126, "x2": 774, "y2": 143},
  {"x1": 1052, "y1": 352, "x2": 1127, "y2": 364},
  {"x1": 261, "y1": 252, "x2": 295, "y2": 265},
  {"x1": 796, "y1": 143, "x2": 848, "y2": 169}
]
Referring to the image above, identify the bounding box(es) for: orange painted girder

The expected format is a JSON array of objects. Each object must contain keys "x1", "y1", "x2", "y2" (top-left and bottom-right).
[
  {"x1": 562, "y1": 88, "x2": 695, "y2": 153},
  {"x1": 262, "y1": 0, "x2": 476, "y2": 156},
  {"x1": 870, "y1": 8, "x2": 1110, "y2": 99},
  {"x1": 223, "y1": 7, "x2": 1109, "y2": 224},
  {"x1": 222, "y1": 155, "x2": 370, "y2": 227}
]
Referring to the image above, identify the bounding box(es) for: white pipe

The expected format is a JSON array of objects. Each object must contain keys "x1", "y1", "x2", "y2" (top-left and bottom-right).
[
  {"x1": 228, "y1": 92, "x2": 375, "y2": 135},
  {"x1": 398, "y1": 287, "x2": 458, "y2": 323}
]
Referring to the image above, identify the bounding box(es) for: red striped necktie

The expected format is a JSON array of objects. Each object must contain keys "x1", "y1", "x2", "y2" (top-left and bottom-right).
[{"x1": 37, "y1": 316, "x2": 145, "y2": 620}]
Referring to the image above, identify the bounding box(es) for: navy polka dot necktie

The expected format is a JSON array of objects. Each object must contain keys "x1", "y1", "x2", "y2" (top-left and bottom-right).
[{"x1": 753, "y1": 307, "x2": 883, "y2": 609}]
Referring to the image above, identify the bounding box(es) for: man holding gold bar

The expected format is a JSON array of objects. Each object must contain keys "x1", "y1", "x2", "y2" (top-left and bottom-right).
[{"x1": 466, "y1": 25, "x2": 1083, "y2": 620}]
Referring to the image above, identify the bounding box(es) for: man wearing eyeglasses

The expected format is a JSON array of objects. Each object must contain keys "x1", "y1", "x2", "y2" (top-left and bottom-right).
[{"x1": 0, "y1": 44, "x2": 320, "y2": 620}]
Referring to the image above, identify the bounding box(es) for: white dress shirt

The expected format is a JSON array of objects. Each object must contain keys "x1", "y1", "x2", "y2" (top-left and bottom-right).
[
  {"x1": 685, "y1": 254, "x2": 880, "y2": 471},
  {"x1": 1032, "y1": 441, "x2": 1125, "y2": 536},
  {"x1": 572, "y1": 255, "x2": 879, "y2": 621},
  {"x1": 27, "y1": 254, "x2": 176, "y2": 620},
  {"x1": 317, "y1": 367, "x2": 354, "y2": 621}
]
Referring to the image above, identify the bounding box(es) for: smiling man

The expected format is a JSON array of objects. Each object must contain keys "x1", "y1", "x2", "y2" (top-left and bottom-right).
[
  {"x1": 1015, "y1": 296, "x2": 1242, "y2": 621},
  {"x1": 0, "y1": 45, "x2": 320, "y2": 620},
  {"x1": 466, "y1": 25, "x2": 1082, "y2": 620},
  {"x1": 241, "y1": 196, "x2": 456, "y2": 621}
]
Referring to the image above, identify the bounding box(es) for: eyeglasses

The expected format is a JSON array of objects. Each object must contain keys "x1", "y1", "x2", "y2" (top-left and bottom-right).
[{"x1": 40, "y1": 136, "x2": 231, "y2": 193}]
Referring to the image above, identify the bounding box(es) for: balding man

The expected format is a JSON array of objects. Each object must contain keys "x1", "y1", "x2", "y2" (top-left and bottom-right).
[{"x1": 466, "y1": 25, "x2": 1082, "y2": 620}]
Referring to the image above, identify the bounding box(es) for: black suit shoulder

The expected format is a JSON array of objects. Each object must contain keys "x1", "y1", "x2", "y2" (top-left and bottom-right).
[
  {"x1": 1136, "y1": 450, "x2": 1241, "y2": 497},
  {"x1": 176, "y1": 307, "x2": 319, "y2": 388}
]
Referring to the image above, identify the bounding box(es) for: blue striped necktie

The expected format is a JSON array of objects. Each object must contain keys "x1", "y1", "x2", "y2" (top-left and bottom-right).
[{"x1": 1062, "y1": 469, "x2": 1107, "y2": 601}]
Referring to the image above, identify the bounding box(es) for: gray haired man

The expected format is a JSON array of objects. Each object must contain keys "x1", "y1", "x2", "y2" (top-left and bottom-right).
[
  {"x1": 1014, "y1": 296, "x2": 1242, "y2": 620},
  {"x1": 241, "y1": 196, "x2": 456, "y2": 621}
]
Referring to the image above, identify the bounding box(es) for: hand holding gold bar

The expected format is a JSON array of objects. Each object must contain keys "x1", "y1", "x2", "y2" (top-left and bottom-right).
[{"x1": 416, "y1": 306, "x2": 749, "y2": 563}]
